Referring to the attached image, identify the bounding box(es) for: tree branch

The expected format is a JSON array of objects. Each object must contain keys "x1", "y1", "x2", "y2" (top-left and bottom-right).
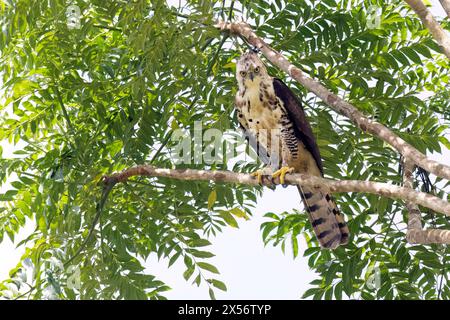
[
  {"x1": 403, "y1": 160, "x2": 423, "y2": 231},
  {"x1": 406, "y1": 228, "x2": 450, "y2": 244},
  {"x1": 404, "y1": 0, "x2": 450, "y2": 59},
  {"x1": 439, "y1": 0, "x2": 450, "y2": 19},
  {"x1": 103, "y1": 165, "x2": 450, "y2": 216},
  {"x1": 214, "y1": 20, "x2": 450, "y2": 181},
  {"x1": 402, "y1": 159, "x2": 450, "y2": 244}
]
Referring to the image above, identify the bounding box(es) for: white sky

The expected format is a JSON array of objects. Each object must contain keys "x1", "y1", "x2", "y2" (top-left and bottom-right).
[{"x1": 0, "y1": 0, "x2": 449, "y2": 300}]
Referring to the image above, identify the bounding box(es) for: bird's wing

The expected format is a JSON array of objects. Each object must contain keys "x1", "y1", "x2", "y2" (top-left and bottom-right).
[{"x1": 272, "y1": 78, "x2": 323, "y2": 175}]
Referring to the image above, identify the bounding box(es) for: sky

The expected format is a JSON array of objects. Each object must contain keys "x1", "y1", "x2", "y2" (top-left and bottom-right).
[{"x1": 0, "y1": 0, "x2": 449, "y2": 300}]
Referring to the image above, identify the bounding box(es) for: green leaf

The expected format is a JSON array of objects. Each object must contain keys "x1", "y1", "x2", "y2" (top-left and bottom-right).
[
  {"x1": 396, "y1": 282, "x2": 417, "y2": 295},
  {"x1": 207, "y1": 190, "x2": 217, "y2": 210},
  {"x1": 343, "y1": 260, "x2": 353, "y2": 296},
  {"x1": 218, "y1": 211, "x2": 239, "y2": 228},
  {"x1": 401, "y1": 47, "x2": 422, "y2": 64},
  {"x1": 210, "y1": 279, "x2": 227, "y2": 291},
  {"x1": 12, "y1": 79, "x2": 39, "y2": 98},
  {"x1": 197, "y1": 262, "x2": 220, "y2": 274},
  {"x1": 168, "y1": 250, "x2": 182, "y2": 267},
  {"x1": 302, "y1": 288, "x2": 318, "y2": 298},
  {"x1": 189, "y1": 239, "x2": 212, "y2": 247},
  {"x1": 334, "y1": 281, "x2": 343, "y2": 300},
  {"x1": 291, "y1": 235, "x2": 299, "y2": 258},
  {"x1": 183, "y1": 266, "x2": 195, "y2": 281},
  {"x1": 439, "y1": 136, "x2": 450, "y2": 150},
  {"x1": 208, "y1": 288, "x2": 216, "y2": 300},
  {"x1": 187, "y1": 249, "x2": 215, "y2": 258},
  {"x1": 229, "y1": 207, "x2": 249, "y2": 220}
]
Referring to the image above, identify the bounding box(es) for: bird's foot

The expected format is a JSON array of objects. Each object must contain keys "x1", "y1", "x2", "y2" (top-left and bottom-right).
[
  {"x1": 250, "y1": 169, "x2": 263, "y2": 184},
  {"x1": 272, "y1": 166, "x2": 294, "y2": 185},
  {"x1": 250, "y1": 167, "x2": 273, "y2": 185}
]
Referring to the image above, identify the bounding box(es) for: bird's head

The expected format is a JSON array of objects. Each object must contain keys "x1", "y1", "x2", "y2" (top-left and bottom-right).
[{"x1": 236, "y1": 51, "x2": 268, "y2": 90}]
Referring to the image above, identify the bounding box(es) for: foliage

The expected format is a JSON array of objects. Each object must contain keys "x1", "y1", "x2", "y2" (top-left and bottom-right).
[{"x1": 0, "y1": 0, "x2": 449, "y2": 299}]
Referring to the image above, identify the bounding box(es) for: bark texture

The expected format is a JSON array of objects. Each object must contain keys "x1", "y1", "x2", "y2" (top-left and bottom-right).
[
  {"x1": 403, "y1": 160, "x2": 450, "y2": 244},
  {"x1": 104, "y1": 165, "x2": 450, "y2": 216}
]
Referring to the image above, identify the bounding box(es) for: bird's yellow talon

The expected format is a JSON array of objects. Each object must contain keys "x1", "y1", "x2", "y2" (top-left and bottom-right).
[
  {"x1": 272, "y1": 166, "x2": 294, "y2": 185},
  {"x1": 251, "y1": 169, "x2": 264, "y2": 184}
]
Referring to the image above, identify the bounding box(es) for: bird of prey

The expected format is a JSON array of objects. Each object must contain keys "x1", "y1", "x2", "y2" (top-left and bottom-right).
[{"x1": 234, "y1": 51, "x2": 349, "y2": 249}]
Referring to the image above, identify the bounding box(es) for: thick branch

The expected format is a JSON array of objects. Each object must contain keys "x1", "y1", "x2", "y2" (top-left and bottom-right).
[
  {"x1": 404, "y1": 0, "x2": 450, "y2": 59},
  {"x1": 439, "y1": 0, "x2": 450, "y2": 19},
  {"x1": 104, "y1": 165, "x2": 450, "y2": 216},
  {"x1": 406, "y1": 229, "x2": 450, "y2": 244},
  {"x1": 215, "y1": 21, "x2": 450, "y2": 181}
]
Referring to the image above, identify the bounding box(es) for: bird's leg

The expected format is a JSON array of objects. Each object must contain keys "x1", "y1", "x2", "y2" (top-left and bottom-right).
[
  {"x1": 272, "y1": 166, "x2": 294, "y2": 185},
  {"x1": 250, "y1": 166, "x2": 273, "y2": 185}
]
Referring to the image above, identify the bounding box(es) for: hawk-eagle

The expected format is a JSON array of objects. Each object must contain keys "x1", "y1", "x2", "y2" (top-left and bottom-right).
[{"x1": 235, "y1": 51, "x2": 349, "y2": 249}]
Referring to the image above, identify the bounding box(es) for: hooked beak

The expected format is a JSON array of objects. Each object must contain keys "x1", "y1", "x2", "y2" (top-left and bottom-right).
[{"x1": 249, "y1": 72, "x2": 254, "y2": 81}]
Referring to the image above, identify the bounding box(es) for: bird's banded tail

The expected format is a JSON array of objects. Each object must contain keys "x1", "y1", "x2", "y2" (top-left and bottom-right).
[{"x1": 297, "y1": 186, "x2": 349, "y2": 249}]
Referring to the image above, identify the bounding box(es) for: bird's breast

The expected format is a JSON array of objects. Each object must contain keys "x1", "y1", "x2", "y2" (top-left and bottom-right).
[{"x1": 240, "y1": 87, "x2": 283, "y2": 132}]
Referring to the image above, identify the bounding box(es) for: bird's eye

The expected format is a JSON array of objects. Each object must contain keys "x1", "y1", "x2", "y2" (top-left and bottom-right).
[
  {"x1": 240, "y1": 71, "x2": 247, "y2": 77},
  {"x1": 254, "y1": 67, "x2": 260, "y2": 73}
]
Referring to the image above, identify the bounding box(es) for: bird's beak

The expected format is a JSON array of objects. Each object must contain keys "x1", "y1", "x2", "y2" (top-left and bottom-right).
[{"x1": 249, "y1": 72, "x2": 254, "y2": 81}]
